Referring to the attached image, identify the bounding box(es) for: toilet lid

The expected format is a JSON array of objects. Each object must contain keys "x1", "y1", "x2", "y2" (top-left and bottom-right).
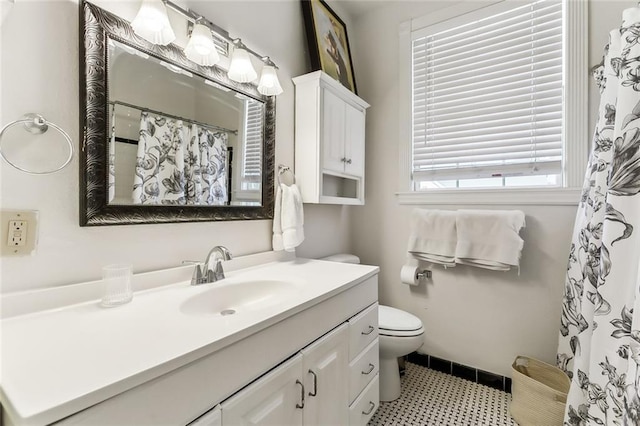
[{"x1": 379, "y1": 305, "x2": 423, "y2": 332}]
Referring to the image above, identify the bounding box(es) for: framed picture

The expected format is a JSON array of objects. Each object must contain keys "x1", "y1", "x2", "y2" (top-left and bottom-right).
[{"x1": 301, "y1": 0, "x2": 357, "y2": 94}]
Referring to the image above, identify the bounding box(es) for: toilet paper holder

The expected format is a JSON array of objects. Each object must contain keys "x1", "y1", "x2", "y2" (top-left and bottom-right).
[{"x1": 417, "y1": 269, "x2": 432, "y2": 280}]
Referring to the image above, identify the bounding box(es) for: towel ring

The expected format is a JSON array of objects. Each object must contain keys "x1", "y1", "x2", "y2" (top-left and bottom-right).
[
  {"x1": 277, "y1": 164, "x2": 295, "y2": 186},
  {"x1": 0, "y1": 114, "x2": 74, "y2": 175}
]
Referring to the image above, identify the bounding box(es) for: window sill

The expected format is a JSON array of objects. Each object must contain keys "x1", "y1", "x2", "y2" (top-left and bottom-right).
[{"x1": 396, "y1": 187, "x2": 581, "y2": 206}]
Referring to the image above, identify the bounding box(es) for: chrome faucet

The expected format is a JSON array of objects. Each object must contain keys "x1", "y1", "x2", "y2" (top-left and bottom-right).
[{"x1": 188, "y1": 246, "x2": 233, "y2": 286}]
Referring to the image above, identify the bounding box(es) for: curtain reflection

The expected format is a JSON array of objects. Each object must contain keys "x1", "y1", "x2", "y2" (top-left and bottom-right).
[{"x1": 132, "y1": 111, "x2": 228, "y2": 205}]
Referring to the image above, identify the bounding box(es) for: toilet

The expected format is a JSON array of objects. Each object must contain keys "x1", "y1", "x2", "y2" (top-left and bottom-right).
[{"x1": 321, "y1": 254, "x2": 425, "y2": 402}]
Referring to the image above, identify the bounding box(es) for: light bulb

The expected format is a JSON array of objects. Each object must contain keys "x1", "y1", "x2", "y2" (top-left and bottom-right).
[
  {"x1": 258, "y1": 65, "x2": 283, "y2": 96},
  {"x1": 228, "y1": 45, "x2": 257, "y2": 83},
  {"x1": 184, "y1": 23, "x2": 220, "y2": 66},
  {"x1": 131, "y1": 0, "x2": 176, "y2": 46}
]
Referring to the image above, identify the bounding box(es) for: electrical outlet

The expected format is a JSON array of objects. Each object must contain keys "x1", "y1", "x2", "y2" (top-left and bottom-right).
[
  {"x1": 1, "y1": 210, "x2": 39, "y2": 257},
  {"x1": 7, "y1": 220, "x2": 27, "y2": 246}
]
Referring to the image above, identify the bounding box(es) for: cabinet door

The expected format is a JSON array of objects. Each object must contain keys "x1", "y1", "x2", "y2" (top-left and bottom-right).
[
  {"x1": 344, "y1": 103, "x2": 365, "y2": 178},
  {"x1": 301, "y1": 323, "x2": 349, "y2": 426},
  {"x1": 221, "y1": 354, "x2": 304, "y2": 426},
  {"x1": 189, "y1": 405, "x2": 221, "y2": 426},
  {"x1": 321, "y1": 88, "x2": 346, "y2": 174}
]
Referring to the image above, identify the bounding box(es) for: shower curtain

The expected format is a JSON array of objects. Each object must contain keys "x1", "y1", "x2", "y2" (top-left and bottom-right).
[
  {"x1": 557, "y1": 6, "x2": 640, "y2": 426},
  {"x1": 133, "y1": 112, "x2": 187, "y2": 205},
  {"x1": 133, "y1": 112, "x2": 228, "y2": 205},
  {"x1": 192, "y1": 125, "x2": 229, "y2": 206}
]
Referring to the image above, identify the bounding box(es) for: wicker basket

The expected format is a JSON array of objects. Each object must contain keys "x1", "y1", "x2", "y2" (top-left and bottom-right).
[{"x1": 509, "y1": 356, "x2": 571, "y2": 426}]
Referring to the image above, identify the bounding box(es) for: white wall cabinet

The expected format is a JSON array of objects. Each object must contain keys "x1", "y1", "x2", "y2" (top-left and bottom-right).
[{"x1": 294, "y1": 71, "x2": 370, "y2": 205}]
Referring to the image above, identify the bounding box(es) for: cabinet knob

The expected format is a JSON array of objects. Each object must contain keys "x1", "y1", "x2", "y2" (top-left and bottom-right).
[
  {"x1": 341, "y1": 157, "x2": 347, "y2": 163},
  {"x1": 346, "y1": 159, "x2": 352, "y2": 164}
]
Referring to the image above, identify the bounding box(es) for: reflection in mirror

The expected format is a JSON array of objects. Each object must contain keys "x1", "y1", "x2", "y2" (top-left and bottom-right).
[
  {"x1": 107, "y1": 39, "x2": 263, "y2": 207},
  {"x1": 80, "y1": 1, "x2": 275, "y2": 226}
]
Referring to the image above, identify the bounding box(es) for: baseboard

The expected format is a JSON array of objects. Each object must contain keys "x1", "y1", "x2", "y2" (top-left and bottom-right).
[{"x1": 407, "y1": 352, "x2": 512, "y2": 393}]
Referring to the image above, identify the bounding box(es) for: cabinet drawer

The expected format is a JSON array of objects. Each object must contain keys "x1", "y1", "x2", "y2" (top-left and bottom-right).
[
  {"x1": 349, "y1": 338, "x2": 379, "y2": 404},
  {"x1": 348, "y1": 374, "x2": 379, "y2": 426},
  {"x1": 348, "y1": 303, "x2": 378, "y2": 360}
]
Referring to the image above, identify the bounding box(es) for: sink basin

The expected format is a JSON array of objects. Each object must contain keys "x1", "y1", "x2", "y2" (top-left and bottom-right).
[{"x1": 180, "y1": 279, "x2": 300, "y2": 316}]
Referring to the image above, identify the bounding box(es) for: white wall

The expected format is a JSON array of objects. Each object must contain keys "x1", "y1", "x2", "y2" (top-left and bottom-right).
[
  {"x1": 347, "y1": 0, "x2": 631, "y2": 377},
  {"x1": 0, "y1": 0, "x2": 353, "y2": 293}
]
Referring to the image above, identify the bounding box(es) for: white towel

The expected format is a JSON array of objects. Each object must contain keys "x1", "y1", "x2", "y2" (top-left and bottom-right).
[
  {"x1": 407, "y1": 209, "x2": 457, "y2": 267},
  {"x1": 272, "y1": 184, "x2": 284, "y2": 251},
  {"x1": 273, "y1": 183, "x2": 304, "y2": 252},
  {"x1": 454, "y1": 210, "x2": 525, "y2": 271}
]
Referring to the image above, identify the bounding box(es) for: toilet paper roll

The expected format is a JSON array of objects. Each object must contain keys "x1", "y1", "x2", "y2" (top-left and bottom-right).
[{"x1": 400, "y1": 265, "x2": 420, "y2": 286}]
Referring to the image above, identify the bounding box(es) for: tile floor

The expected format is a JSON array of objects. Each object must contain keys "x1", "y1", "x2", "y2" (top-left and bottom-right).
[{"x1": 369, "y1": 362, "x2": 517, "y2": 426}]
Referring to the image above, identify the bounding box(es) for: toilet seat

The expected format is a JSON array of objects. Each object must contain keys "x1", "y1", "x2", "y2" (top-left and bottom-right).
[{"x1": 379, "y1": 305, "x2": 424, "y2": 337}]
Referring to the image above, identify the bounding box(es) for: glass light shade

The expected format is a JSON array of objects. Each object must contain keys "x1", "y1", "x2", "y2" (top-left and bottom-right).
[
  {"x1": 227, "y1": 47, "x2": 257, "y2": 83},
  {"x1": 131, "y1": 0, "x2": 176, "y2": 46},
  {"x1": 257, "y1": 65, "x2": 283, "y2": 96},
  {"x1": 184, "y1": 23, "x2": 220, "y2": 66}
]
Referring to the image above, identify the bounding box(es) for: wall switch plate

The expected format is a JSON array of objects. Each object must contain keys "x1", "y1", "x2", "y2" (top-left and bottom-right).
[{"x1": 1, "y1": 210, "x2": 39, "y2": 257}]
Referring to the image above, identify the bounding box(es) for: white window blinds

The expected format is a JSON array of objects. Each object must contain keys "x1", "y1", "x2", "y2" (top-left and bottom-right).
[
  {"x1": 411, "y1": 0, "x2": 563, "y2": 183},
  {"x1": 242, "y1": 99, "x2": 264, "y2": 182}
]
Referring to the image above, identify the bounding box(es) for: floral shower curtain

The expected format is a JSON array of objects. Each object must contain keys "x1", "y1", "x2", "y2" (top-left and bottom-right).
[
  {"x1": 191, "y1": 125, "x2": 229, "y2": 206},
  {"x1": 557, "y1": 7, "x2": 640, "y2": 426},
  {"x1": 133, "y1": 112, "x2": 228, "y2": 205}
]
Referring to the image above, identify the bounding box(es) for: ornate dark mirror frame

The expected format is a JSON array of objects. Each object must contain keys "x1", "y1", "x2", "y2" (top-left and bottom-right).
[{"x1": 79, "y1": 1, "x2": 275, "y2": 226}]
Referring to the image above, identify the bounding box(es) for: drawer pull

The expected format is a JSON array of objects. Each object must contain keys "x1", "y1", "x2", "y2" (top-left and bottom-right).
[
  {"x1": 361, "y1": 325, "x2": 375, "y2": 335},
  {"x1": 362, "y1": 401, "x2": 376, "y2": 415},
  {"x1": 361, "y1": 363, "x2": 375, "y2": 375},
  {"x1": 295, "y1": 380, "x2": 305, "y2": 409},
  {"x1": 308, "y1": 369, "x2": 318, "y2": 397}
]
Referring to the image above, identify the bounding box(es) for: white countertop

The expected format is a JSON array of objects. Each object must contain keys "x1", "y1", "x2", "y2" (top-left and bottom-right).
[{"x1": 0, "y1": 257, "x2": 378, "y2": 425}]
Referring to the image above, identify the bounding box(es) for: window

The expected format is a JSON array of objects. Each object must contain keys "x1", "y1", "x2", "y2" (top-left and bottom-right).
[
  {"x1": 399, "y1": 0, "x2": 587, "y2": 204},
  {"x1": 241, "y1": 99, "x2": 263, "y2": 191},
  {"x1": 230, "y1": 99, "x2": 263, "y2": 205}
]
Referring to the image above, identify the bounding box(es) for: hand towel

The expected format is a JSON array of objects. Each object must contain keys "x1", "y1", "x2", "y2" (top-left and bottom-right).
[
  {"x1": 281, "y1": 183, "x2": 305, "y2": 252},
  {"x1": 407, "y1": 209, "x2": 457, "y2": 267},
  {"x1": 454, "y1": 210, "x2": 525, "y2": 271},
  {"x1": 272, "y1": 183, "x2": 304, "y2": 252},
  {"x1": 272, "y1": 184, "x2": 284, "y2": 251}
]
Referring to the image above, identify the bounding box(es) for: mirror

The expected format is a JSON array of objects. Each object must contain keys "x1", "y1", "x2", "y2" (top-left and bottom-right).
[{"x1": 80, "y1": 1, "x2": 275, "y2": 226}]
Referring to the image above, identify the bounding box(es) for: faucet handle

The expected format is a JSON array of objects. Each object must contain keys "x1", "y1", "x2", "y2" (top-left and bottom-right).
[
  {"x1": 213, "y1": 259, "x2": 226, "y2": 281},
  {"x1": 182, "y1": 261, "x2": 205, "y2": 285}
]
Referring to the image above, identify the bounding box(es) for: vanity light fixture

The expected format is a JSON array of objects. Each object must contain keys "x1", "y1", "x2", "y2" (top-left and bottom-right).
[
  {"x1": 131, "y1": 0, "x2": 176, "y2": 46},
  {"x1": 257, "y1": 57, "x2": 283, "y2": 96},
  {"x1": 131, "y1": 0, "x2": 282, "y2": 95},
  {"x1": 184, "y1": 21, "x2": 220, "y2": 66},
  {"x1": 228, "y1": 39, "x2": 258, "y2": 83}
]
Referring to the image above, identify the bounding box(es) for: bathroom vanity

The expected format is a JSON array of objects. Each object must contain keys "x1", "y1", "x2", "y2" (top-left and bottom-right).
[{"x1": 0, "y1": 253, "x2": 379, "y2": 425}]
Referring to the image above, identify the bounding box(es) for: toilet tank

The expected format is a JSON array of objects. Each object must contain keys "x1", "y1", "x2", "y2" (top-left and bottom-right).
[{"x1": 321, "y1": 254, "x2": 361, "y2": 264}]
